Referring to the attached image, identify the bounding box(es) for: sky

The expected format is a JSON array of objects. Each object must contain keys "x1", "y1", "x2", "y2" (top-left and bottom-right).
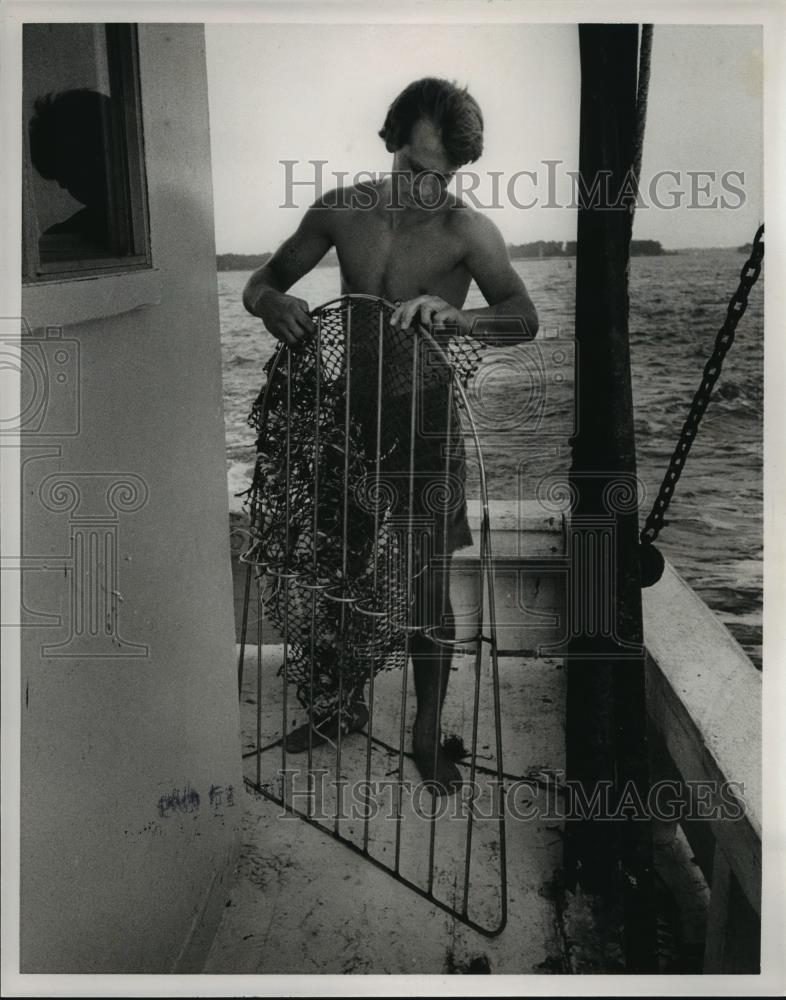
[{"x1": 205, "y1": 23, "x2": 763, "y2": 254}]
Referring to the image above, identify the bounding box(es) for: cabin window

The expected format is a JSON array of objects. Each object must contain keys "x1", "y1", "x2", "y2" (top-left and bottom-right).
[{"x1": 22, "y1": 24, "x2": 151, "y2": 283}]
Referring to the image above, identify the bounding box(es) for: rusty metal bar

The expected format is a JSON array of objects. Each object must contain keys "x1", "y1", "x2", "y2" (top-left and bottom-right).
[
  {"x1": 425, "y1": 373, "x2": 455, "y2": 895},
  {"x1": 256, "y1": 573, "x2": 262, "y2": 791},
  {"x1": 362, "y1": 306, "x2": 386, "y2": 854},
  {"x1": 333, "y1": 301, "x2": 354, "y2": 834},
  {"x1": 280, "y1": 350, "x2": 292, "y2": 805},
  {"x1": 394, "y1": 326, "x2": 419, "y2": 875},
  {"x1": 306, "y1": 312, "x2": 323, "y2": 816}
]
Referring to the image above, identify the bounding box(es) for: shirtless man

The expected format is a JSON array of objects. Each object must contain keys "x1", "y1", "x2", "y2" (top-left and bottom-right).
[{"x1": 243, "y1": 77, "x2": 538, "y2": 794}]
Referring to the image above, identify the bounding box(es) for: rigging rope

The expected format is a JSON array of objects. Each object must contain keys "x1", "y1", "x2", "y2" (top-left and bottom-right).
[{"x1": 630, "y1": 24, "x2": 653, "y2": 224}]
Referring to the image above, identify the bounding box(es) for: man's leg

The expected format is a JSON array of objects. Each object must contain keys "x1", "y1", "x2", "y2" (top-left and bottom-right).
[{"x1": 411, "y1": 551, "x2": 463, "y2": 794}]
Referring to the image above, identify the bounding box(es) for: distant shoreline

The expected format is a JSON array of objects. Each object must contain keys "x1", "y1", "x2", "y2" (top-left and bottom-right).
[{"x1": 216, "y1": 242, "x2": 748, "y2": 271}]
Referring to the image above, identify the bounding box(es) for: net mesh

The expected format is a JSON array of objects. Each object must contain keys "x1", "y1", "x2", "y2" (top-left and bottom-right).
[{"x1": 239, "y1": 295, "x2": 488, "y2": 717}]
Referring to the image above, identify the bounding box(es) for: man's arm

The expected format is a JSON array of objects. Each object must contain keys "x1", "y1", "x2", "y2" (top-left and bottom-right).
[
  {"x1": 390, "y1": 212, "x2": 539, "y2": 345},
  {"x1": 242, "y1": 198, "x2": 334, "y2": 347},
  {"x1": 461, "y1": 212, "x2": 539, "y2": 343}
]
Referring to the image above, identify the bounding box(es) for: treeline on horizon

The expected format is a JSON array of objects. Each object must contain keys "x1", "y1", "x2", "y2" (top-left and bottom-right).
[
  {"x1": 216, "y1": 239, "x2": 673, "y2": 271},
  {"x1": 507, "y1": 239, "x2": 669, "y2": 258}
]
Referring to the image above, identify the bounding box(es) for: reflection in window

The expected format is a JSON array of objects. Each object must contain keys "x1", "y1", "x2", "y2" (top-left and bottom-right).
[
  {"x1": 29, "y1": 89, "x2": 113, "y2": 259},
  {"x1": 22, "y1": 24, "x2": 150, "y2": 281}
]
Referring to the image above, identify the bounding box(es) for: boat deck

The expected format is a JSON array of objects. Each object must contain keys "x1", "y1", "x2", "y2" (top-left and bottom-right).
[
  {"x1": 209, "y1": 501, "x2": 750, "y2": 974},
  {"x1": 204, "y1": 643, "x2": 569, "y2": 974}
]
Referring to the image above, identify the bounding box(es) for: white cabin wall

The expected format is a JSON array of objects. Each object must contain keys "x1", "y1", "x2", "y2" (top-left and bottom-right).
[{"x1": 20, "y1": 25, "x2": 242, "y2": 972}]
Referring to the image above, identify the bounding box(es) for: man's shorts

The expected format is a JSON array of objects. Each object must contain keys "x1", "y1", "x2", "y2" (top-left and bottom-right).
[{"x1": 352, "y1": 379, "x2": 473, "y2": 559}]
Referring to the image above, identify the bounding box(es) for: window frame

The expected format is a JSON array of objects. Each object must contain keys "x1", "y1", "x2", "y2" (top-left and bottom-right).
[{"x1": 22, "y1": 23, "x2": 152, "y2": 285}]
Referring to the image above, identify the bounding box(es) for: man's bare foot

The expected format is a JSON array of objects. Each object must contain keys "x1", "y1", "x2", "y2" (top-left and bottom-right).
[
  {"x1": 413, "y1": 714, "x2": 463, "y2": 796},
  {"x1": 285, "y1": 701, "x2": 368, "y2": 754}
]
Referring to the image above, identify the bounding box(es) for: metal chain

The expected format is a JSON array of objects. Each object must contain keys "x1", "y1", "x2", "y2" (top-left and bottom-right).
[{"x1": 640, "y1": 224, "x2": 764, "y2": 546}]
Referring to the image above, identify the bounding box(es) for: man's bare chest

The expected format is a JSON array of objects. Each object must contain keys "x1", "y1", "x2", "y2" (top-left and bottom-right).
[{"x1": 334, "y1": 211, "x2": 469, "y2": 304}]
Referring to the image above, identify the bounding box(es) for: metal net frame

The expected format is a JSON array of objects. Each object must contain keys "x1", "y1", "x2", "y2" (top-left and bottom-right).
[{"x1": 236, "y1": 293, "x2": 507, "y2": 936}]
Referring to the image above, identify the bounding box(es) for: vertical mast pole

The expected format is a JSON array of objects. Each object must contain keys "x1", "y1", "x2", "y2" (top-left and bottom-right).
[{"x1": 565, "y1": 22, "x2": 658, "y2": 973}]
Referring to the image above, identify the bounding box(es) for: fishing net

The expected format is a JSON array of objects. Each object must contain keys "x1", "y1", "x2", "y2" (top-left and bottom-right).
[{"x1": 239, "y1": 294, "x2": 488, "y2": 718}]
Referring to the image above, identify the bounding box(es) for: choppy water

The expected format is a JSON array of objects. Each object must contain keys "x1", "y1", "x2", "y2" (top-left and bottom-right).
[{"x1": 219, "y1": 250, "x2": 763, "y2": 667}]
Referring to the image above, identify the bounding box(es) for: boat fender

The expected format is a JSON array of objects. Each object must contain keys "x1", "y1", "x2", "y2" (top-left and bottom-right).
[{"x1": 639, "y1": 541, "x2": 665, "y2": 587}]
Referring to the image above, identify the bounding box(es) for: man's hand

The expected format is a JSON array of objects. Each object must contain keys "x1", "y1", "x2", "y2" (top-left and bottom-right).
[
  {"x1": 242, "y1": 197, "x2": 334, "y2": 347},
  {"x1": 390, "y1": 295, "x2": 469, "y2": 334},
  {"x1": 253, "y1": 288, "x2": 315, "y2": 348}
]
